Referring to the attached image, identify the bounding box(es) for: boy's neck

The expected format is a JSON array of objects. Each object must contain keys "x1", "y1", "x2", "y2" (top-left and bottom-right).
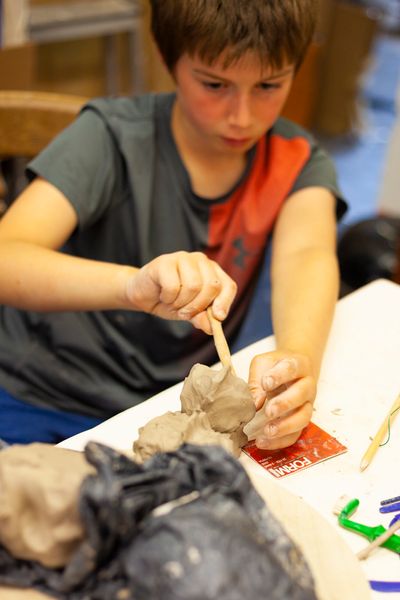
[{"x1": 171, "y1": 100, "x2": 248, "y2": 200}]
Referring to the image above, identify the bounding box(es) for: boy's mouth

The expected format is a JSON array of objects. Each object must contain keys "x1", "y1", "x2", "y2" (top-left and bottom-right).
[{"x1": 220, "y1": 136, "x2": 252, "y2": 148}]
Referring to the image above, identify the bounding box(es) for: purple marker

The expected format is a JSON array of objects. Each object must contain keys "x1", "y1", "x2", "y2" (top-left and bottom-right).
[
  {"x1": 389, "y1": 513, "x2": 400, "y2": 527},
  {"x1": 370, "y1": 581, "x2": 400, "y2": 593},
  {"x1": 380, "y1": 501, "x2": 400, "y2": 514}
]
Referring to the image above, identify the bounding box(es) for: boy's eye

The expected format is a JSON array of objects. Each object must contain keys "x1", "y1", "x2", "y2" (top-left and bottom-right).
[
  {"x1": 202, "y1": 81, "x2": 225, "y2": 91},
  {"x1": 258, "y1": 82, "x2": 281, "y2": 91}
]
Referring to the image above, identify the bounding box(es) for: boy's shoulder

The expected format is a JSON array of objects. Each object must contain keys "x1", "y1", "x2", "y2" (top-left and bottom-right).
[
  {"x1": 271, "y1": 117, "x2": 315, "y2": 144},
  {"x1": 80, "y1": 92, "x2": 175, "y2": 131}
]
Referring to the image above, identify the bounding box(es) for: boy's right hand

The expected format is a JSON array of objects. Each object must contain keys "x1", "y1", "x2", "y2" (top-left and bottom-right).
[{"x1": 125, "y1": 251, "x2": 237, "y2": 333}]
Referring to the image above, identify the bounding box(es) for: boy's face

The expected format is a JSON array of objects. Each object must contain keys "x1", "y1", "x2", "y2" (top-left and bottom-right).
[{"x1": 173, "y1": 51, "x2": 295, "y2": 155}]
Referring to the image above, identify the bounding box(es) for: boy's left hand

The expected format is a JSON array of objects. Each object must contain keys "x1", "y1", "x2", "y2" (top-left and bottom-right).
[{"x1": 248, "y1": 350, "x2": 317, "y2": 450}]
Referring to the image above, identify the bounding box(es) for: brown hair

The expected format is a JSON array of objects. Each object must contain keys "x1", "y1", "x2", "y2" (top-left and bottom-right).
[{"x1": 149, "y1": 0, "x2": 317, "y2": 72}]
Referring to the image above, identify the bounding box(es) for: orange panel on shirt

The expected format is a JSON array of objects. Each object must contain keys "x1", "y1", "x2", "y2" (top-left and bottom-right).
[{"x1": 206, "y1": 134, "x2": 311, "y2": 292}]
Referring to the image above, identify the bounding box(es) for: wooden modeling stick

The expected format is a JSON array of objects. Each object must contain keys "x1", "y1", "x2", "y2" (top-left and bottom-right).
[
  {"x1": 207, "y1": 307, "x2": 235, "y2": 375},
  {"x1": 360, "y1": 393, "x2": 400, "y2": 471},
  {"x1": 357, "y1": 519, "x2": 400, "y2": 560}
]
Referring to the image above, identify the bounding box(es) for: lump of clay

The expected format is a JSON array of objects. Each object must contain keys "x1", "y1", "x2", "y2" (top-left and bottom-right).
[
  {"x1": 181, "y1": 364, "x2": 256, "y2": 433},
  {"x1": 0, "y1": 443, "x2": 94, "y2": 568},
  {"x1": 133, "y1": 365, "x2": 256, "y2": 461},
  {"x1": 134, "y1": 411, "x2": 199, "y2": 461},
  {"x1": 134, "y1": 411, "x2": 239, "y2": 462}
]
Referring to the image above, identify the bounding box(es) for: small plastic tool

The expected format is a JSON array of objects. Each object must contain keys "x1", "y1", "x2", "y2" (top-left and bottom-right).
[{"x1": 334, "y1": 497, "x2": 400, "y2": 554}]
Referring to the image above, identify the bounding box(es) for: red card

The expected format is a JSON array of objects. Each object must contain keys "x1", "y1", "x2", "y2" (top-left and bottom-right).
[{"x1": 242, "y1": 422, "x2": 347, "y2": 479}]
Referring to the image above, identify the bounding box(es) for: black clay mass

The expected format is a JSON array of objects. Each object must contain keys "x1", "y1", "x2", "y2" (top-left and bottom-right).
[{"x1": 0, "y1": 442, "x2": 318, "y2": 600}]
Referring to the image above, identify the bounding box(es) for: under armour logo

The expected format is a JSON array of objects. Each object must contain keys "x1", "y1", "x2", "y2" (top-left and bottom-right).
[{"x1": 232, "y1": 237, "x2": 258, "y2": 269}]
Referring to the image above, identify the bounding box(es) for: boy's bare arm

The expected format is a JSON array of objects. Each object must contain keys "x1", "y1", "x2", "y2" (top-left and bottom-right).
[
  {"x1": 0, "y1": 178, "x2": 236, "y2": 332},
  {"x1": 248, "y1": 187, "x2": 339, "y2": 449}
]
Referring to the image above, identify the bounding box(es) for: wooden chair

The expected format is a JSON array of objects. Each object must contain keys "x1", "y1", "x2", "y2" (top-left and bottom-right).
[{"x1": 0, "y1": 90, "x2": 88, "y2": 212}]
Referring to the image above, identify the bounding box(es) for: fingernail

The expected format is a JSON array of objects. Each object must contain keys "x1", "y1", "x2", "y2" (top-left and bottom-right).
[
  {"x1": 215, "y1": 309, "x2": 226, "y2": 320},
  {"x1": 267, "y1": 424, "x2": 278, "y2": 437},
  {"x1": 266, "y1": 403, "x2": 277, "y2": 419},
  {"x1": 254, "y1": 396, "x2": 265, "y2": 410},
  {"x1": 256, "y1": 437, "x2": 270, "y2": 448},
  {"x1": 263, "y1": 375, "x2": 275, "y2": 390}
]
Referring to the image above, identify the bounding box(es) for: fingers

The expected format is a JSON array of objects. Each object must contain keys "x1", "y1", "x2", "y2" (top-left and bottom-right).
[
  {"x1": 190, "y1": 311, "x2": 213, "y2": 334},
  {"x1": 255, "y1": 399, "x2": 314, "y2": 450},
  {"x1": 170, "y1": 253, "x2": 224, "y2": 318},
  {"x1": 248, "y1": 353, "x2": 281, "y2": 410},
  {"x1": 211, "y1": 263, "x2": 237, "y2": 320},
  {"x1": 188, "y1": 263, "x2": 237, "y2": 333},
  {"x1": 261, "y1": 355, "x2": 313, "y2": 392},
  {"x1": 249, "y1": 353, "x2": 314, "y2": 408},
  {"x1": 263, "y1": 374, "x2": 316, "y2": 419},
  {"x1": 172, "y1": 253, "x2": 236, "y2": 323},
  {"x1": 248, "y1": 351, "x2": 317, "y2": 450},
  {"x1": 189, "y1": 264, "x2": 237, "y2": 332},
  {"x1": 256, "y1": 430, "x2": 304, "y2": 451},
  {"x1": 132, "y1": 251, "x2": 237, "y2": 327}
]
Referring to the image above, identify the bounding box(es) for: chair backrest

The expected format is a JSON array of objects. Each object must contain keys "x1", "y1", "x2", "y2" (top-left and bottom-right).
[
  {"x1": 0, "y1": 90, "x2": 88, "y2": 159},
  {"x1": 0, "y1": 90, "x2": 88, "y2": 212}
]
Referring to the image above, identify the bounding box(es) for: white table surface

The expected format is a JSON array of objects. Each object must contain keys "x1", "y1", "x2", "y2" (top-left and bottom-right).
[{"x1": 60, "y1": 279, "x2": 400, "y2": 597}]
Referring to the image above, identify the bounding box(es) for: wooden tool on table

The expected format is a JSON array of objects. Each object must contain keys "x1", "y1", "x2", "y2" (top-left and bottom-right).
[
  {"x1": 360, "y1": 392, "x2": 400, "y2": 471},
  {"x1": 206, "y1": 307, "x2": 235, "y2": 375},
  {"x1": 357, "y1": 519, "x2": 400, "y2": 560}
]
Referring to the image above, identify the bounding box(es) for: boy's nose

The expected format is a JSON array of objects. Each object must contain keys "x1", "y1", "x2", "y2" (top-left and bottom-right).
[{"x1": 227, "y1": 93, "x2": 252, "y2": 129}]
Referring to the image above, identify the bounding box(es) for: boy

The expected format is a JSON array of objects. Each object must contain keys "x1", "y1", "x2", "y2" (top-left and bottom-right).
[{"x1": 0, "y1": 0, "x2": 345, "y2": 447}]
